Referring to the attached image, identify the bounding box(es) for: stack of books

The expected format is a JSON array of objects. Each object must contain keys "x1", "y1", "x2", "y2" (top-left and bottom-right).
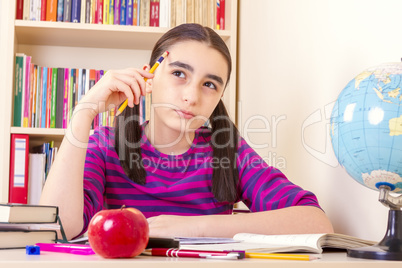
[{"x1": 0, "y1": 203, "x2": 59, "y2": 249}]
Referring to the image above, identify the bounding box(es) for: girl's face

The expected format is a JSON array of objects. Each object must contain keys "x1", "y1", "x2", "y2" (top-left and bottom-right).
[{"x1": 149, "y1": 40, "x2": 229, "y2": 133}]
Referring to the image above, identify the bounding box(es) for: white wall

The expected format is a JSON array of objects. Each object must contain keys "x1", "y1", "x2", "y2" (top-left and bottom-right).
[{"x1": 238, "y1": 0, "x2": 402, "y2": 241}]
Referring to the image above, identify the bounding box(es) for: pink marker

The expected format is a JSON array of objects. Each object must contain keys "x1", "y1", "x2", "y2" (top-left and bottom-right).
[{"x1": 36, "y1": 243, "x2": 95, "y2": 255}]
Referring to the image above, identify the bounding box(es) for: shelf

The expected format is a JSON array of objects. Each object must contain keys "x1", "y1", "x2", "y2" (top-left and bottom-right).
[
  {"x1": 14, "y1": 20, "x2": 232, "y2": 50},
  {"x1": 11, "y1": 127, "x2": 66, "y2": 137}
]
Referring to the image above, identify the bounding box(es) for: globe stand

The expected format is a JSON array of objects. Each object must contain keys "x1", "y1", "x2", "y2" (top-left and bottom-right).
[{"x1": 347, "y1": 185, "x2": 402, "y2": 260}]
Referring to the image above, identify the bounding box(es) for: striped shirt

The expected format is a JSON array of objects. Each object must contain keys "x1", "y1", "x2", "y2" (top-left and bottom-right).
[{"x1": 82, "y1": 125, "x2": 320, "y2": 234}]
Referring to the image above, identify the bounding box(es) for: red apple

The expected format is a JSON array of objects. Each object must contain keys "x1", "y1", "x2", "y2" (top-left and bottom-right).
[{"x1": 88, "y1": 206, "x2": 149, "y2": 258}]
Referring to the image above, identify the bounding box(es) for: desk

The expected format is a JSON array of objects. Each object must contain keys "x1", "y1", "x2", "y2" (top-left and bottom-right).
[{"x1": 0, "y1": 249, "x2": 400, "y2": 268}]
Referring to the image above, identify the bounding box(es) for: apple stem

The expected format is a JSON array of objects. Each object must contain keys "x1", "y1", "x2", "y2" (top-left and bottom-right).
[{"x1": 121, "y1": 205, "x2": 126, "y2": 210}]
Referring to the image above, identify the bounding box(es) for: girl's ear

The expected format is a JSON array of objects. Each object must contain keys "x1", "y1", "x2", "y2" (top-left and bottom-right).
[{"x1": 143, "y1": 64, "x2": 153, "y2": 93}]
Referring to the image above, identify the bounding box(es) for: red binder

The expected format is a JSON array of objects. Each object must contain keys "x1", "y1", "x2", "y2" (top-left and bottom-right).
[{"x1": 9, "y1": 134, "x2": 30, "y2": 204}]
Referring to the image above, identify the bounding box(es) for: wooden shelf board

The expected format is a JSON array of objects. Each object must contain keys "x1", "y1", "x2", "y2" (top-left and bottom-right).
[{"x1": 14, "y1": 20, "x2": 231, "y2": 49}]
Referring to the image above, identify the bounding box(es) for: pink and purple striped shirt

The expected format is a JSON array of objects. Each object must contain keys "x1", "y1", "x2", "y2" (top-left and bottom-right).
[{"x1": 82, "y1": 125, "x2": 320, "y2": 233}]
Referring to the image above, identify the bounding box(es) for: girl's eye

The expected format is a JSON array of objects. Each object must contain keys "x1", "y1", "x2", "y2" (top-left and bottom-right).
[
  {"x1": 172, "y1": 71, "x2": 185, "y2": 78},
  {"x1": 204, "y1": 81, "x2": 217, "y2": 90}
]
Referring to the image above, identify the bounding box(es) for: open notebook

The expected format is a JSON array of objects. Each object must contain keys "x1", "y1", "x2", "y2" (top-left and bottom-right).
[{"x1": 179, "y1": 233, "x2": 377, "y2": 254}]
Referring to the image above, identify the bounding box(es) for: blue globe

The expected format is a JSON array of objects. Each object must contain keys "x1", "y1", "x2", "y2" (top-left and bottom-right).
[{"x1": 330, "y1": 63, "x2": 402, "y2": 193}]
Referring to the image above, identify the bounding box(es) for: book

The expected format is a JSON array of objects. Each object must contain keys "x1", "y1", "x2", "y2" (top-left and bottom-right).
[
  {"x1": 46, "y1": 0, "x2": 58, "y2": 21},
  {"x1": 9, "y1": 134, "x2": 29, "y2": 204},
  {"x1": 159, "y1": 0, "x2": 171, "y2": 28},
  {"x1": 126, "y1": 0, "x2": 133, "y2": 25},
  {"x1": 139, "y1": 0, "x2": 150, "y2": 26},
  {"x1": 41, "y1": 0, "x2": 47, "y2": 21},
  {"x1": 50, "y1": 67, "x2": 58, "y2": 128},
  {"x1": 13, "y1": 53, "x2": 24, "y2": 127},
  {"x1": 56, "y1": 67, "x2": 65, "y2": 129},
  {"x1": 71, "y1": 0, "x2": 82, "y2": 23},
  {"x1": 23, "y1": 55, "x2": 31, "y2": 127},
  {"x1": 0, "y1": 230, "x2": 57, "y2": 249},
  {"x1": 150, "y1": 0, "x2": 159, "y2": 27},
  {"x1": 0, "y1": 203, "x2": 58, "y2": 223},
  {"x1": 27, "y1": 153, "x2": 46, "y2": 205},
  {"x1": 64, "y1": 0, "x2": 72, "y2": 22},
  {"x1": 179, "y1": 233, "x2": 377, "y2": 254},
  {"x1": 57, "y1": 0, "x2": 65, "y2": 21},
  {"x1": 16, "y1": 0, "x2": 24, "y2": 20}
]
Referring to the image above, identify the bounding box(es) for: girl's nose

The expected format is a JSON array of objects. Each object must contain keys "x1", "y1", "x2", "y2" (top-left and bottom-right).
[{"x1": 182, "y1": 84, "x2": 199, "y2": 105}]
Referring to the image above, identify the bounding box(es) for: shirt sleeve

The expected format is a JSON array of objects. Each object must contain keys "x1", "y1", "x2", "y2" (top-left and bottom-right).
[
  {"x1": 79, "y1": 127, "x2": 108, "y2": 236},
  {"x1": 236, "y1": 138, "x2": 321, "y2": 212}
]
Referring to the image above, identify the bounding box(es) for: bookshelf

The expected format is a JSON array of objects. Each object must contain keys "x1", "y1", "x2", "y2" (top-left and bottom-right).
[{"x1": 0, "y1": 0, "x2": 238, "y2": 203}]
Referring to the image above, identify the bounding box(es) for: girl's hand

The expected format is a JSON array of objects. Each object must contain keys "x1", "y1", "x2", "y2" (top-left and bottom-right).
[
  {"x1": 79, "y1": 67, "x2": 153, "y2": 117},
  {"x1": 147, "y1": 215, "x2": 204, "y2": 238}
]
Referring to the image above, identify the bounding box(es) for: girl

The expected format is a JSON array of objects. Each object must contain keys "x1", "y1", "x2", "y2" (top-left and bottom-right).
[{"x1": 40, "y1": 24, "x2": 333, "y2": 240}]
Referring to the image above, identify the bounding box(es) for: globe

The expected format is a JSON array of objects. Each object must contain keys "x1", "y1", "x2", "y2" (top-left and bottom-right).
[{"x1": 330, "y1": 62, "x2": 402, "y2": 194}]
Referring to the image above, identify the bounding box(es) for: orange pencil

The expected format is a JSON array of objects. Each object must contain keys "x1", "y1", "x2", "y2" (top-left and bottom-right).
[
  {"x1": 245, "y1": 252, "x2": 319, "y2": 261},
  {"x1": 115, "y1": 51, "x2": 169, "y2": 116}
]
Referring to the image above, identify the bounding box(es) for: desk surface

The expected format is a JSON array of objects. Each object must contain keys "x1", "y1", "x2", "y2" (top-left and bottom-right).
[{"x1": 0, "y1": 249, "x2": 400, "y2": 268}]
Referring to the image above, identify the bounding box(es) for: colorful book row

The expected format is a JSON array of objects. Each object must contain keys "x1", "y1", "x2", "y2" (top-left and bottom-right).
[
  {"x1": 15, "y1": 0, "x2": 226, "y2": 30},
  {"x1": 13, "y1": 53, "x2": 150, "y2": 130}
]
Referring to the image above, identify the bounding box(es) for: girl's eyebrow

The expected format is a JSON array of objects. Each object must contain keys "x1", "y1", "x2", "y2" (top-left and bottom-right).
[
  {"x1": 169, "y1": 61, "x2": 224, "y2": 86},
  {"x1": 169, "y1": 61, "x2": 194, "y2": 72}
]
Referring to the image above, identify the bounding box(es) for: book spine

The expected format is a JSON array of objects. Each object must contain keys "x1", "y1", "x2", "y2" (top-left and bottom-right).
[
  {"x1": 28, "y1": 153, "x2": 46, "y2": 205},
  {"x1": 23, "y1": 55, "x2": 32, "y2": 128},
  {"x1": 103, "y1": 0, "x2": 110, "y2": 24},
  {"x1": 150, "y1": 0, "x2": 159, "y2": 27},
  {"x1": 159, "y1": 0, "x2": 170, "y2": 28},
  {"x1": 46, "y1": 68, "x2": 52, "y2": 128},
  {"x1": 57, "y1": 0, "x2": 65, "y2": 21},
  {"x1": 220, "y1": 0, "x2": 224, "y2": 30},
  {"x1": 20, "y1": 55, "x2": 26, "y2": 127},
  {"x1": 16, "y1": 0, "x2": 24, "y2": 20},
  {"x1": 64, "y1": 0, "x2": 72, "y2": 22},
  {"x1": 85, "y1": 0, "x2": 91, "y2": 23},
  {"x1": 132, "y1": 0, "x2": 138, "y2": 25},
  {"x1": 77, "y1": 68, "x2": 84, "y2": 103},
  {"x1": 126, "y1": 0, "x2": 133, "y2": 25},
  {"x1": 139, "y1": 0, "x2": 149, "y2": 26},
  {"x1": 9, "y1": 134, "x2": 30, "y2": 204},
  {"x1": 41, "y1": 0, "x2": 47, "y2": 21},
  {"x1": 40, "y1": 67, "x2": 46, "y2": 128},
  {"x1": 186, "y1": 0, "x2": 194, "y2": 23},
  {"x1": 90, "y1": 0, "x2": 96, "y2": 23},
  {"x1": 23, "y1": 0, "x2": 31, "y2": 20},
  {"x1": 193, "y1": 0, "x2": 201, "y2": 24},
  {"x1": 170, "y1": 0, "x2": 175, "y2": 27},
  {"x1": 50, "y1": 68, "x2": 58, "y2": 128},
  {"x1": 63, "y1": 68, "x2": 70, "y2": 128},
  {"x1": 29, "y1": 0, "x2": 36, "y2": 21},
  {"x1": 13, "y1": 54, "x2": 24, "y2": 127},
  {"x1": 36, "y1": 0, "x2": 43, "y2": 21},
  {"x1": 108, "y1": 0, "x2": 114, "y2": 24},
  {"x1": 75, "y1": 68, "x2": 80, "y2": 107},
  {"x1": 114, "y1": 0, "x2": 120, "y2": 24},
  {"x1": 47, "y1": 0, "x2": 58, "y2": 21},
  {"x1": 120, "y1": 0, "x2": 126, "y2": 25},
  {"x1": 30, "y1": 65, "x2": 38, "y2": 128},
  {"x1": 35, "y1": 67, "x2": 42, "y2": 128},
  {"x1": 69, "y1": 69, "x2": 75, "y2": 123},
  {"x1": 174, "y1": 0, "x2": 185, "y2": 26},
  {"x1": 56, "y1": 68, "x2": 64, "y2": 129},
  {"x1": 81, "y1": 0, "x2": 86, "y2": 23},
  {"x1": 98, "y1": 0, "x2": 104, "y2": 24},
  {"x1": 71, "y1": 0, "x2": 82, "y2": 22}
]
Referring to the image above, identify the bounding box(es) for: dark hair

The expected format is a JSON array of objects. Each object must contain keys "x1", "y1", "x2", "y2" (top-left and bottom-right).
[{"x1": 115, "y1": 23, "x2": 239, "y2": 203}]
